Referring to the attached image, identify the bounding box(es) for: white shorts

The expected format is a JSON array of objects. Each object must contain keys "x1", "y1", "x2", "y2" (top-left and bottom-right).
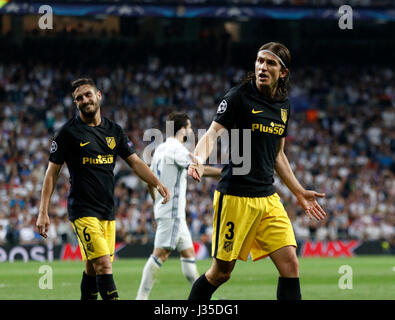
[{"x1": 154, "y1": 217, "x2": 194, "y2": 252}]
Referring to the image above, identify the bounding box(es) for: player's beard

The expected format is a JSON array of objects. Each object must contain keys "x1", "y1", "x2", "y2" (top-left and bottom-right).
[{"x1": 78, "y1": 101, "x2": 100, "y2": 119}]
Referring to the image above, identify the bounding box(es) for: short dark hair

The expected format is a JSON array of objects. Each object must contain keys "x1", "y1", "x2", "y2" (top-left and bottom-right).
[
  {"x1": 71, "y1": 78, "x2": 97, "y2": 95},
  {"x1": 168, "y1": 112, "x2": 190, "y2": 134}
]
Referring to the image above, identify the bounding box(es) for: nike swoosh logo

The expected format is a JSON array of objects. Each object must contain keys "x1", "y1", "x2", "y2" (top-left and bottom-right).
[
  {"x1": 252, "y1": 109, "x2": 263, "y2": 114},
  {"x1": 107, "y1": 290, "x2": 118, "y2": 295},
  {"x1": 80, "y1": 142, "x2": 90, "y2": 147}
]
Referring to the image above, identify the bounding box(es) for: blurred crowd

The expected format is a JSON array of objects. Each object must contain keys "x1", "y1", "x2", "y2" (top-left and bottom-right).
[
  {"x1": 0, "y1": 60, "x2": 394, "y2": 248},
  {"x1": 28, "y1": 0, "x2": 394, "y2": 7},
  {"x1": 166, "y1": 0, "x2": 393, "y2": 6}
]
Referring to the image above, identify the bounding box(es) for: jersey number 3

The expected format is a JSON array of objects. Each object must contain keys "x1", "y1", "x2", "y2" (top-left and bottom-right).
[{"x1": 225, "y1": 221, "x2": 235, "y2": 240}]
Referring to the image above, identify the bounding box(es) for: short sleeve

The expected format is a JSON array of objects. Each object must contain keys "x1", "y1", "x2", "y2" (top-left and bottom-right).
[
  {"x1": 48, "y1": 129, "x2": 67, "y2": 165},
  {"x1": 213, "y1": 86, "x2": 241, "y2": 130},
  {"x1": 117, "y1": 128, "x2": 136, "y2": 160}
]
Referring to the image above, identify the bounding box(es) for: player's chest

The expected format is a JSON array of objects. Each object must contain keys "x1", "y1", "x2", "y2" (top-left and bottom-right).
[
  {"x1": 68, "y1": 129, "x2": 118, "y2": 160},
  {"x1": 239, "y1": 96, "x2": 288, "y2": 137}
]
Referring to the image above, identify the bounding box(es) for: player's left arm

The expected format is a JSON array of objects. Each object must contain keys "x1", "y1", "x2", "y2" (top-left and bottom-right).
[
  {"x1": 124, "y1": 154, "x2": 170, "y2": 204},
  {"x1": 147, "y1": 184, "x2": 156, "y2": 202},
  {"x1": 275, "y1": 137, "x2": 326, "y2": 221}
]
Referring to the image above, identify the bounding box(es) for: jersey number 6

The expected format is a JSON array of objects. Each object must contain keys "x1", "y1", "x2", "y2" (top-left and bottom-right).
[{"x1": 83, "y1": 227, "x2": 91, "y2": 242}]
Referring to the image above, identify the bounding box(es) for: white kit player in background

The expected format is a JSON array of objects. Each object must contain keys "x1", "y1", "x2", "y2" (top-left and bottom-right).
[{"x1": 136, "y1": 112, "x2": 222, "y2": 300}]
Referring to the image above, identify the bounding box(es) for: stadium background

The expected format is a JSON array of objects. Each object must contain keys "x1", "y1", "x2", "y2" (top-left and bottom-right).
[{"x1": 0, "y1": 0, "x2": 394, "y2": 300}]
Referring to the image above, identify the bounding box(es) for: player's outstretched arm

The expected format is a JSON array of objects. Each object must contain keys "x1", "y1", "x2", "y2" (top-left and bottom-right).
[
  {"x1": 275, "y1": 138, "x2": 326, "y2": 221},
  {"x1": 37, "y1": 161, "x2": 63, "y2": 238},
  {"x1": 188, "y1": 121, "x2": 225, "y2": 182},
  {"x1": 202, "y1": 166, "x2": 222, "y2": 178},
  {"x1": 125, "y1": 153, "x2": 170, "y2": 204}
]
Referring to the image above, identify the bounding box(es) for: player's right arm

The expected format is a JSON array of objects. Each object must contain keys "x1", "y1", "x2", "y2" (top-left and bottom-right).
[
  {"x1": 188, "y1": 121, "x2": 225, "y2": 182},
  {"x1": 36, "y1": 161, "x2": 63, "y2": 238},
  {"x1": 189, "y1": 87, "x2": 239, "y2": 182},
  {"x1": 202, "y1": 165, "x2": 222, "y2": 178},
  {"x1": 189, "y1": 153, "x2": 222, "y2": 178}
]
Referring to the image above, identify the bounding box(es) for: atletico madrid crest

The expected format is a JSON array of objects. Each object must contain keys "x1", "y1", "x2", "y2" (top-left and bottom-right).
[
  {"x1": 223, "y1": 241, "x2": 233, "y2": 253},
  {"x1": 106, "y1": 137, "x2": 116, "y2": 149},
  {"x1": 281, "y1": 108, "x2": 288, "y2": 124}
]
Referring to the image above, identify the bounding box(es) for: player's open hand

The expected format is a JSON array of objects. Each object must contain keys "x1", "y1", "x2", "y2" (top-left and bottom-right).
[
  {"x1": 36, "y1": 213, "x2": 50, "y2": 239},
  {"x1": 157, "y1": 184, "x2": 170, "y2": 204},
  {"x1": 188, "y1": 153, "x2": 204, "y2": 182},
  {"x1": 296, "y1": 190, "x2": 326, "y2": 221}
]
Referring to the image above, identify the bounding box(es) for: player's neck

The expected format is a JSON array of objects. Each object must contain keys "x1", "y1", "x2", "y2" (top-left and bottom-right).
[
  {"x1": 79, "y1": 110, "x2": 102, "y2": 126},
  {"x1": 174, "y1": 135, "x2": 185, "y2": 144},
  {"x1": 256, "y1": 80, "x2": 277, "y2": 99}
]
